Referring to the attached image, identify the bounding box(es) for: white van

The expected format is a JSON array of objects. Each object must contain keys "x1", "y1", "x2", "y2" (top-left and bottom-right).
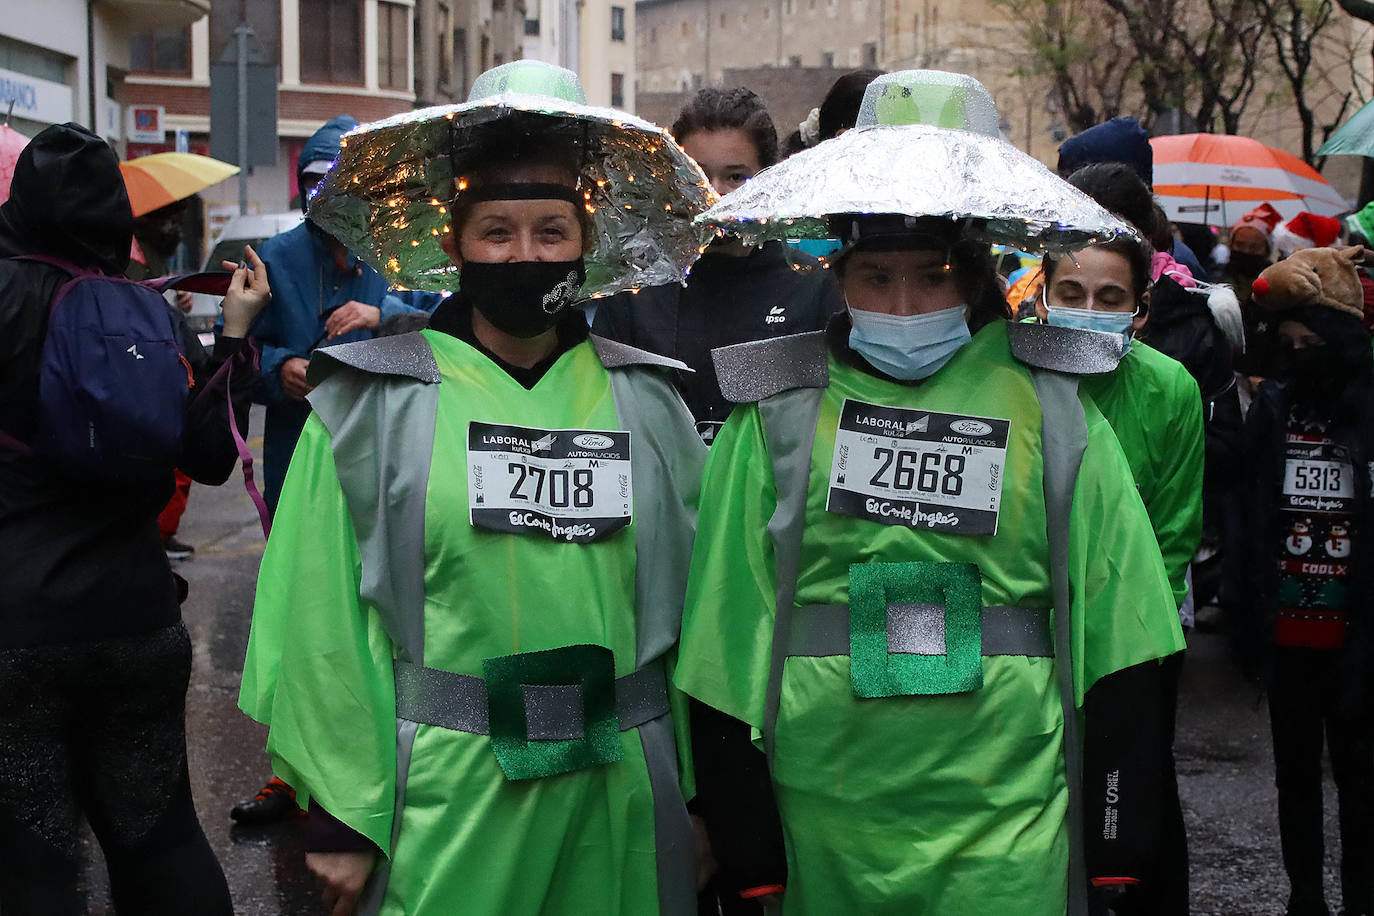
[{"x1": 185, "y1": 211, "x2": 304, "y2": 334}]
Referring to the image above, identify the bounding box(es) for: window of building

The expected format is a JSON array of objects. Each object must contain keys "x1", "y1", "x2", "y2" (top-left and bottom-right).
[
  {"x1": 650, "y1": 26, "x2": 657, "y2": 43},
  {"x1": 863, "y1": 41, "x2": 877, "y2": 67},
  {"x1": 611, "y1": 72, "x2": 624, "y2": 107},
  {"x1": 493, "y1": 0, "x2": 504, "y2": 9},
  {"x1": 789, "y1": 54, "x2": 802, "y2": 66},
  {"x1": 821, "y1": 50, "x2": 834, "y2": 67},
  {"x1": 300, "y1": 0, "x2": 363, "y2": 85},
  {"x1": 377, "y1": 1, "x2": 409, "y2": 90},
  {"x1": 611, "y1": 6, "x2": 626, "y2": 41},
  {"x1": 525, "y1": 18, "x2": 540, "y2": 36},
  {"x1": 720, "y1": 12, "x2": 726, "y2": 27},
  {"x1": 682, "y1": 20, "x2": 689, "y2": 37},
  {"x1": 454, "y1": 26, "x2": 469, "y2": 97},
  {"x1": 438, "y1": 2, "x2": 453, "y2": 89},
  {"x1": 764, "y1": 5, "x2": 770, "y2": 19},
  {"x1": 786, "y1": 0, "x2": 794, "y2": 13},
  {"x1": 130, "y1": 27, "x2": 191, "y2": 76}
]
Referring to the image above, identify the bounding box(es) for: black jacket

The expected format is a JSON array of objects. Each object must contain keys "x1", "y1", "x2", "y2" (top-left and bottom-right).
[
  {"x1": 0, "y1": 123, "x2": 255, "y2": 649},
  {"x1": 1228, "y1": 331, "x2": 1374, "y2": 709},
  {"x1": 1141, "y1": 275, "x2": 1244, "y2": 543},
  {"x1": 591, "y1": 241, "x2": 844, "y2": 435}
]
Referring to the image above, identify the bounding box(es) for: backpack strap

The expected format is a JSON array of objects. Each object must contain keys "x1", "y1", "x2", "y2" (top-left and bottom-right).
[
  {"x1": 9, "y1": 254, "x2": 85, "y2": 275},
  {"x1": 1007, "y1": 322, "x2": 1125, "y2": 375},
  {"x1": 306, "y1": 333, "x2": 442, "y2": 386},
  {"x1": 712, "y1": 331, "x2": 829, "y2": 404},
  {"x1": 590, "y1": 334, "x2": 692, "y2": 372}
]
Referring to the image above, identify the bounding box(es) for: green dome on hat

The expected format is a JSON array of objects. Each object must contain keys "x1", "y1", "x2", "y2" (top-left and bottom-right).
[
  {"x1": 468, "y1": 60, "x2": 586, "y2": 104},
  {"x1": 856, "y1": 70, "x2": 1000, "y2": 137}
]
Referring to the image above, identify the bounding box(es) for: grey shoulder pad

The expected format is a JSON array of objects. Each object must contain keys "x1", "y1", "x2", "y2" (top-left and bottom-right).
[
  {"x1": 590, "y1": 334, "x2": 692, "y2": 373},
  {"x1": 712, "y1": 331, "x2": 829, "y2": 404},
  {"x1": 1007, "y1": 322, "x2": 1124, "y2": 376},
  {"x1": 306, "y1": 332, "x2": 442, "y2": 386}
]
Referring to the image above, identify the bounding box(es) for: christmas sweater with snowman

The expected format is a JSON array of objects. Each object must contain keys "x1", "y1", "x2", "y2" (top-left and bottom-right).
[{"x1": 1275, "y1": 407, "x2": 1358, "y2": 648}]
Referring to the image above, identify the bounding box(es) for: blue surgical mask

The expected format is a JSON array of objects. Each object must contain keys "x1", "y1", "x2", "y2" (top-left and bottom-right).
[
  {"x1": 848, "y1": 305, "x2": 972, "y2": 380},
  {"x1": 1044, "y1": 304, "x2": 1137, "y2": 354}
]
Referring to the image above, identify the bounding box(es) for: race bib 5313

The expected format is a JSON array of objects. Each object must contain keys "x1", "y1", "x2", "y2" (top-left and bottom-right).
[
  {"x1": 467, "y1": 421, "x2": 632, "y2": 543},
  {"x1": 826, "y1": 399, "x2": 1009, "y2": 536}
]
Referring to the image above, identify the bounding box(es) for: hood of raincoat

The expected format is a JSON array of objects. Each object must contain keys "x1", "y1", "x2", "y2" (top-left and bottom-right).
[
  {"x1": 298, "y1": 115, "x2": 359, "y2": 185},
  {"x1": 1057, "y1": 117, "x2": 1153, "y2": 187},
  {"x1": 0, "y1": 122, "x2": 132, "y2": 275}
]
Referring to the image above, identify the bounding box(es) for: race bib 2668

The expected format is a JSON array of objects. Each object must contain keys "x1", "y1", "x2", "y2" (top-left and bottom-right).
[
  {"x1": 826, "y1": 399, "x2": 1009, "y2": 536},
  {"x1": 467, "y1": 421, "x2": 632, "y2": 543}
]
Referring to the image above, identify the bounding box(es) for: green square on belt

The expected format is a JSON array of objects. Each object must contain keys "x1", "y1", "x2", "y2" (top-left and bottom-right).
[
  {"x1": 483, "y1": 644, "x2": 623, "y2": 781},
  {"x1": 849, "y1": 560, "x2": 984, "y2": 698}
]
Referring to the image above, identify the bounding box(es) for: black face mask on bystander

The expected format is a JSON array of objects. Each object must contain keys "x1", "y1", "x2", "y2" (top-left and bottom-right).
[
  {"x1": 1274, "y1": 344, "x2": 1333, "y2": 387},
  {"x1": 461, "y1": 258, "x2": 587, "y2": 339},
  {"x1": 1228, "y1": 252, "x2": 1270, "y2": 282}
]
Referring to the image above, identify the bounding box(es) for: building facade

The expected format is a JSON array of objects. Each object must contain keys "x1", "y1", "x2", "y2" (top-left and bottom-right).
[
  {"x1": 124, "y1": 0, "x2": 527, "y2": 229},
  {"x1": 0, "y1": 0, "x2": 208, "y2": 143},
  {"x1": 635, "y1": 0, "x2": 1374, "y2": 204},
  {"x1": 522, "y1": 1, "x2": 634, "y2": 110}
]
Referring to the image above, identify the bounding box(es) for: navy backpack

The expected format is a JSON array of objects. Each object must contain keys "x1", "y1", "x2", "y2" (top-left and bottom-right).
[{"x1": 0, "y1": 256, "x2": 221, "y2": 481}]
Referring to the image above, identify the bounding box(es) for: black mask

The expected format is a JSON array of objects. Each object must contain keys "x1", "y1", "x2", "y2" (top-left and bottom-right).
[
  {"x1": 1228, "y1": 252, "x2": 1270, "y2": 280},
  {"x1": 462, "y1": 259, "x2": 587, "y2": 339},
  {"x1": 1274, "y1": 343, "x2": 1341, "y2": 393}
]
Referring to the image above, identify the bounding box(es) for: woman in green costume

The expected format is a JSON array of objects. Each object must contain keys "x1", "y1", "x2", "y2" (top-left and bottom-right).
[
  {"x1": 1036, "y1": 232, "x2": 1203, "y2": 915},
  {"x1": 239, "y1": 61, "x2": 713, "y2": 916},
  {"x1": 674, "y1": 70, "x2": 1186, "y2": 915}
]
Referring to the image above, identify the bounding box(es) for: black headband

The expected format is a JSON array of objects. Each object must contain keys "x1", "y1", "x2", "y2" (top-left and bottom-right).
[{"x1": 456, "y1": 183, "x2": 583, "y2": 206}]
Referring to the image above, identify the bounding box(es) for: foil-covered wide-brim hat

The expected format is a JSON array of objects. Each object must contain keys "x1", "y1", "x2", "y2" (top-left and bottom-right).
[
  {"x1": 697, "y1": 69, "x2": 1133, "y2": 253},
  {"x1": 307, "y1": 61, "x2": 717, "y2": 297}
]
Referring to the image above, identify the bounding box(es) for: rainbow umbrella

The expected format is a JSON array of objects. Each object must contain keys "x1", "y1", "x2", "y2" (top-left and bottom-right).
[
  {"x1": 119, "y1": 152, "x2": 240, "y2": 217},
  {"x1": 1151, "y1": 133, "x2": 1349, "y2": 226}
]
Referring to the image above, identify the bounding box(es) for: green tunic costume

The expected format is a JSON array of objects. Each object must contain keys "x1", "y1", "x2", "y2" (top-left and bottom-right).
[
  {"x1": 675, "y1": 321, "x2": 1184, "y2": 915},
  {"x1": 1080, "y1": 342, "x2": 1203, "y2": 608},
  {"x1": 240, "y1": 328, "x2": 705, "y2": 915}
]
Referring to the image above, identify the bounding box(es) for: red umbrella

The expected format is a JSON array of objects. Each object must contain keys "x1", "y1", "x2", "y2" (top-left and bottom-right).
[{"x1": 0, "y1": 124, "x2": 31, "y2": 205}]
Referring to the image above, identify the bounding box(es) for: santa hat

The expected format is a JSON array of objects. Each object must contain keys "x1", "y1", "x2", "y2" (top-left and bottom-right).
[
  {"x1": 1273, "y1": 212, "x2": 1342, "y2": 258},
  {"x1": 1230, "y1": 203, "x2": 1282, "y2": 248}
]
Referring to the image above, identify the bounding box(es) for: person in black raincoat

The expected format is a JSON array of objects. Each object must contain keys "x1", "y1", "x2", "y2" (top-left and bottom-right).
[
  {"x1": 0, "y1": 122, "x2": 267, "y2": 915},
  {"x1": 592, "y1": 87, "x2": 844, "y2": 446}
]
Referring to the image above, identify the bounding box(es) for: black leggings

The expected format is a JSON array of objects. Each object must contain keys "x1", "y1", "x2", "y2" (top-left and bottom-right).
[
  {"x1": 0, "y1": 622, "x2": 232, "y2": 915},
  {"x1": 1269, "y1": 646, "x2": 1374, "y2": 913}
]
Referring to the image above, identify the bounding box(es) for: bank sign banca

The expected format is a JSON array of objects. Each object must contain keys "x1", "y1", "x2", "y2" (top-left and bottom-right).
[{"x1": 0, "y1": 66, "x2": 74, "y2": 126}]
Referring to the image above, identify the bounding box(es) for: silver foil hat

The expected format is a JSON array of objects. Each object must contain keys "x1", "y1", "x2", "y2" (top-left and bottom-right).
[
  {"x1": 856, "y1": 70, "x2": 1000, "y2": 137},
  {"x1": 307, "y1": 67, "x2": 716, "y2": 297},
  {"x1": 697, "y1": 125, "x2": 1134, "y2": 254}
]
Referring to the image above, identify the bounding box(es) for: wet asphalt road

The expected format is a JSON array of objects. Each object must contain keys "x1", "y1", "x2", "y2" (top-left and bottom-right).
[{"x1": 71, "y1": 406, "x2": 1340, "y2": 915}]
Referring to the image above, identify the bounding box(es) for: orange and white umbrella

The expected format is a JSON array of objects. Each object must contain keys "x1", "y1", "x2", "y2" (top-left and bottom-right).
[{"x1": 1151, "y1": 133, "x2": 1349, "y2": 226}]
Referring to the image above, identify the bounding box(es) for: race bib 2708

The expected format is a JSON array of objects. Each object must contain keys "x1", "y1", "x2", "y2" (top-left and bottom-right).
[{"x1": 467, "y1": 421, "x2": 632, "y2": 543}]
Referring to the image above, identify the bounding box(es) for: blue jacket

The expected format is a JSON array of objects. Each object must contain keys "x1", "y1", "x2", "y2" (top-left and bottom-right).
[
  {"x1": 249, "y1": 222, "x2": 439, "y2": 510},
  {"x1": 252, "y1": 223, "x2": 439, "y2": 402}
]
